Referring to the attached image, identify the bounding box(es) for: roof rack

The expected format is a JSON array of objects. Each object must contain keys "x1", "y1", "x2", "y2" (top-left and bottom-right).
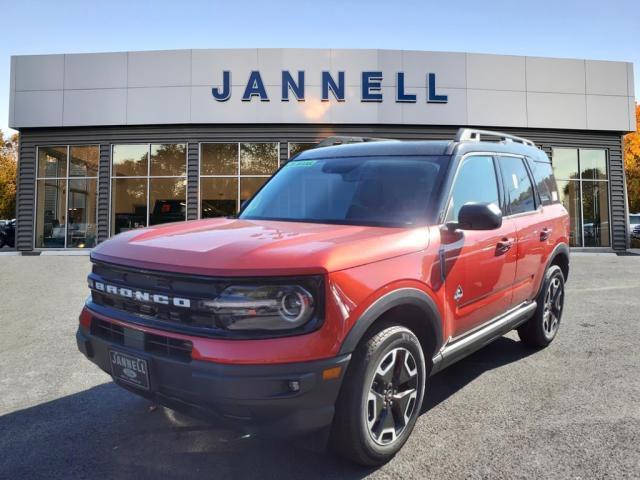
[
  {"x1": 314, "y1": 136, "x2": 395, "y2": 148},
  {"x1": 455, "y1": 128, "x2": 535, "y2": 147}
]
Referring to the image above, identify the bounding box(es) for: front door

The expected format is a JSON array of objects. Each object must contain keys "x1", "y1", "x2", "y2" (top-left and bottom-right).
[{"x1": 441, "y1": 155, "x2": 517, "y2": 339}]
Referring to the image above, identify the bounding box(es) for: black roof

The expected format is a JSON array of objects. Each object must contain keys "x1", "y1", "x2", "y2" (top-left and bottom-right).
[{"x1": 294, "y1": 134, "x2": 548, "y2": 162}]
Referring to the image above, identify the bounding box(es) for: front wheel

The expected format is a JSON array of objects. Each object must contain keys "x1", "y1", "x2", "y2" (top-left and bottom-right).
[
  {"x1": 331, "y1": 325, "x2": 427, "y2": 466},
  {"x1": 518, "y1": 265, "x2": 565, "y2": 348}
]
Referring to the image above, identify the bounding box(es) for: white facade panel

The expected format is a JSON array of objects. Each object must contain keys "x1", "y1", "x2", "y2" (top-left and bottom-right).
[
  {"x1": 63, "y1": 89, "x2": 127, "y2": 126},
  {"x1": 527, "y1": 92, "x2": 587, "y2": 129},
  {"x1": 9, "y1": 56, "x2": 15, "y2": 127},
  {"x1": 466, "y1": 53, "x2": 526, "y2": 91},
  {"x1": 128, "y1": 50, "x2": 191, "y2": 87},
  {"x1": 629, "y1": 96, "x2": 637, "y2": 132},
  {"x1": 586, "y1": 95, "x2": 630, "y2": 130},
  {"x1": 193, "y1": 49, "x2": 258, "y2": 87},
  {"x1": 14, "y1": 90, "x2": 63, "y2": 127},
  {"x1": 8, "y1": 48, "x2": 635, "y2": 131},
  {"x1": 627, "y1": 63, "x2": 635, "y2": 97},
  {"x1": 526, "y1": 57, "x2": 585, "y2": 94},
  {"x1": 585, "y1": 60, "x2": 628, "y2": 96},
  {"x1": 14, "y1": 54, "x2": 64, "y2": 91},
  {"x1": 467, "y1": 90, "x2": 527, "y2": 128},
  {"x1": 127, "y1": 86, "x2": 191, "y2": 124},
  {"x1": 65, "y1": 52, "x2": 127, "y2": 89},
  {"x1": 401, "y1": 51, "x2": 466, "y2": 89}
]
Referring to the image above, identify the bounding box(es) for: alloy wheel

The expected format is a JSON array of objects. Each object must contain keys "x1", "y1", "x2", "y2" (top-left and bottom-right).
[
  {"x1": 542, "y1": 276, "x2": 563, "y2": 338},
  {"x1": 365, "y1": 347, "x2": 419, "y2": 446}
]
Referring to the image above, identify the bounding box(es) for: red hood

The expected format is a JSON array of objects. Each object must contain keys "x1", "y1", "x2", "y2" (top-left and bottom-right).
[{"x1": 91, "y1": 218, "x2": 430, "y2": 276}]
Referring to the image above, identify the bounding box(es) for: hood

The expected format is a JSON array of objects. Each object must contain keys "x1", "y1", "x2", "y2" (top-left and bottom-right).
[{"x1": 91, "y1": 218, "x2": 430, "y2": 276}]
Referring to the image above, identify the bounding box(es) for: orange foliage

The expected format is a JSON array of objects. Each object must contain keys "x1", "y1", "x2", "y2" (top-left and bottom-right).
[{"x1": 623, "y1": 104, "x2": 640, "y2": 213}]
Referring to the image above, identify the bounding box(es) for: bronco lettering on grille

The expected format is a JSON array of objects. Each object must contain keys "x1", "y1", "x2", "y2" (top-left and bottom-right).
[{"x1": 88, "y1": 278, "x2": 191, "y2": 308}]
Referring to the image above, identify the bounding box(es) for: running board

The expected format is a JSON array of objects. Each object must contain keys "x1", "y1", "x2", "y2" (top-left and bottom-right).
[{"x1": 431, "y1": 302, "x2": 537, "y2": 375}]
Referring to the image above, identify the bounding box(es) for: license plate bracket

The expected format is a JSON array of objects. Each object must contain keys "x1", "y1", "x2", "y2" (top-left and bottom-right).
[{"x1": 109, "y1": 350, "x2": 150, "y2": 391}]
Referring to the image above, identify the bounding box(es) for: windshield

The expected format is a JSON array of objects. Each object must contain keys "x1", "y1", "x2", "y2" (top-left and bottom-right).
[{"x1": 239, "y1": 155, "x2": 448, "y2": 227}]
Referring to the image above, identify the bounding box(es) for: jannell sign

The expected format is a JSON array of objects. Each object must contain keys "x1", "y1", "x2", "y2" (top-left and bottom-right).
[{"x1": 212, "y1": 71, "x2": 449, "y2": 104}]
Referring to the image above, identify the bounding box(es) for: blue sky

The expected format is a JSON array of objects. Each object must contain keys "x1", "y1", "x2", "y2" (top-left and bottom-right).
[{"x1": 1, "y1": 0, "x2": 638, "y2": 135}]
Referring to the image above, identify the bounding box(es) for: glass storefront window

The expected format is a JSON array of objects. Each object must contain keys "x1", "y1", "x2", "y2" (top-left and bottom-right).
[
  {"x1": 240, "y1": 143, "x2": 279, "y2": 175},
  {"x1": 580, "y1": 149, "x2": 607, "y2": 180},
  {"x1": 35, "y1": 145, "x2": 98, "y2": 249},
  {"x1": 552, "y1": 148, "x2": 609, "y2": 247},
  {"x1": 288, "y1": 142, "x2": 316, "y2": 159},
  {"x1": 111, "y1": 144, "x2": 187, "y2": 235},
  {"x1": 67, "y1": 179, "x2": 98, "y2": 248},
  {"x1": 201, "y1": 143, "x2": 237, "y2": 175},
  {"x1": 112, "y1": 144, "x2": 148, "y2": 176},
  {"x1": 200, "y1": 142, "x2": 280, "y2": 218},
  {"x1": 201, "y1": 178, "x2": 238, "y2": 218},
  {"x1": 556, "y1": 180, "x2": 582, "y2": 247},
  {"x1": 36, "y1": 179, "x2": 67, "y2": 248},
  {"x1": 551, "y1": 148, "x2": 579, "y2": 180},
  {"x1": 240, "y1": 177, "x2": 268, "y2": 204},
  {"x1": 70, "y1": 146, "x2": 99, "y2": 177},
  {"x1": 149, "y1": 178, "x2": 187, "y2": 226},
  {"x1": 150, "y1": 144, "x2": 187, "y2": 176},
  {"x1": 582, "y1": 181, "x2": 610, "y2": 247},
  {"x1": 38, "y1": 146, "x2": 67, "y2": 178}
]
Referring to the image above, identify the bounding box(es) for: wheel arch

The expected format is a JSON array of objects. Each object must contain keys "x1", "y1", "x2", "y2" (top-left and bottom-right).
[
  {"x1": 338, "y1": 288, "x2": 444, "y2": 362},
  {"x1": 535, "y1": 243, "x2": 569, "y2": 299}
]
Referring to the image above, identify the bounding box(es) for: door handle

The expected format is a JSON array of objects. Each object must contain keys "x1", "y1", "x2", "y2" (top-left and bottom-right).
[
  {"x1": 540, "y1": 228, "x2": 552, "y2": 241},
  {"x1": 496, "y1": 238, "x2": 514, "y2": 255}
]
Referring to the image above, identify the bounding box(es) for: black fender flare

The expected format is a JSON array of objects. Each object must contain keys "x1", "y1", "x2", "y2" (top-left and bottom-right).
[
  {"x1": 535, "y1": 242, "x2": 570, "y2": 298},
  {"x1": 338, "y1": 288, "x2": 443, "y2": 356}
]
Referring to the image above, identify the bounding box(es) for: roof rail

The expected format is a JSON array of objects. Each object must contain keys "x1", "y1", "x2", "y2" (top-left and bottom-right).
[
  {"x1": 314, "y1": 136, "x2": 395, "y2": 148},
  {"x1": 455, "y1": 128, "x2": 535, "y2": 147}
]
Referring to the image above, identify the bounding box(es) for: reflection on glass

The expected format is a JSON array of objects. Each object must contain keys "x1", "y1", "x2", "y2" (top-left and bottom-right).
[
  {"x1": 582, "y1": 181, "x2": 610, "y2": 247},
  {"x1": 149, "y1": 178, "x2": 186, "y2": 226},
  {"x1": 552, "y1": 148, "x2": 579, "y2": 180},
  {"x1": 36, "y1": 179, "x2": 67, "y2": 248},
  {"x1": 580, "y1": 149, "x2": 607, "y2": 180},
  {"x1": 150, "y1": 144, "x2": 187, "y2": 176},
  {"x1": 38, "y1": 146, "x2": 67, "y2": 178},
  {"x1": 201, "y1": 177, "x2": 238, "y2": 218},
  {"x1": 240, "y1": 143, "x2": 278, "y2": 175},
  {"x1": 201, "y1": 143, "x2": 237, "y2": 175},
  {"x1": 240, "y1": 177, "x2": 268, "y2": 203},
  {"x1": 288, "y1": 142, "x2": 316, "y2": 158},
  {"x1": 67, "y1": 179, "x2": 97, "y2": 248},
  {"x1": 557, "y1": 180, "x2": 582, "y2": 247},
  {"x1": 111, "y1": 178, "x2": 147, "y2": 234},
  {"x1": 112, "y1": 144, "x2": 148, "y2": 177},
  {"x1": 70, "y1": 146, "x2": 99, "y2": 177}
]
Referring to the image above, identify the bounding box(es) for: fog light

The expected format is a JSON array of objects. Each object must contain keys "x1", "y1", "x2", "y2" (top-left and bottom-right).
[{"x1": 288, "y1": 380, "x2": 300, "y2": 392}]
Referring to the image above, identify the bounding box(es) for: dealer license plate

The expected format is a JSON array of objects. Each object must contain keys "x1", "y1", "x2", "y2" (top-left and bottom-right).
[{"x1": 109, "y1": 350, "x2": 150, "y2": 390}]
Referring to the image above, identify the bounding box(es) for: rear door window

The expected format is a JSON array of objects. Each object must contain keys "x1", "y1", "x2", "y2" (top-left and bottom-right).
[
  {"x1": 498, "y1": 156, "x2": 536, "y2": 215},
  {"x1": 527, "y1": 158, "x2": 560, "y2": 206}
]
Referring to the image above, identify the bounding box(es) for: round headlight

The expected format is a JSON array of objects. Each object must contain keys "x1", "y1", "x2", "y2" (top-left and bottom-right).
[{"x1": 280, "y1": 290, "x2": 306, "y2": 322}]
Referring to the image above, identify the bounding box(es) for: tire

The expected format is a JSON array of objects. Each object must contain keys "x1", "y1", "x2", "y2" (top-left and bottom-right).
[
  {"x1": 331, "y1": 325, "x2": 427, "y2": 466},
  {"x1": 517, "y1": 264, "x2": 565, "y2": 348}
]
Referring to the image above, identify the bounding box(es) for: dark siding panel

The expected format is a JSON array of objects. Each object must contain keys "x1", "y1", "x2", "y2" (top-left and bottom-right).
[
  {"x1": 187, "y1": 142, "x2": 199, "y2": 220},
  {"x1": 16, "y1": 140, "x2": 35, "y2": 251},
  {"x1": 16, "y1": 125, "x2": 628, "y2": 251},
  {"x1": 97, "y1": 144, "x2": 111, "y2": 243}
]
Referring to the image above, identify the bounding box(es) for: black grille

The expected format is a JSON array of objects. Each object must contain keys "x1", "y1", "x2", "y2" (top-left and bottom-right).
[{"x1": 91, "y1": 317, "x2": 193, "y2": 362}]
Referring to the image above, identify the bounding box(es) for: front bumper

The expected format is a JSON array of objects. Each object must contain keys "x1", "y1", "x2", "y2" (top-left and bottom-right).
[{"x1": 76, "y1": 324, "x2": 350, "y2": 438}]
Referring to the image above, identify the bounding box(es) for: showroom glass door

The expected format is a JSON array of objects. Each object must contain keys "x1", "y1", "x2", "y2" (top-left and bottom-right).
[{"x1": 552, "y1": 148, "x2": 610, "y2": 247}]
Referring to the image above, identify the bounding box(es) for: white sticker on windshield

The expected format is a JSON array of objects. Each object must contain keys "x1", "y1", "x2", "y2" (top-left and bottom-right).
[{"x1": 511, "y1": 173, "x2": 519, "y2": 190}]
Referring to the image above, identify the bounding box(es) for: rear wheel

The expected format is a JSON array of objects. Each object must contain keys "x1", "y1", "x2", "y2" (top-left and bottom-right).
[
  {"x1": 331, "y1": 325, "x2": 427, "y2": 466},
  {"x1": 518, "y1": 265, "x2": 565, "y2": 348}
]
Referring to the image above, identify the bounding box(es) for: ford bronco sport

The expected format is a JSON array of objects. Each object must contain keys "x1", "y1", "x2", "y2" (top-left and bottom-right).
[{"x1": 77, "y1": 129, "x2": 570, "y2": 465}]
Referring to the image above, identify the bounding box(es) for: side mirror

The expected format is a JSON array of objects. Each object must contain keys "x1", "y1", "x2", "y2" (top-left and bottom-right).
[{"x1": 447, "y1": 202, "x2": 502, "y2": 231}]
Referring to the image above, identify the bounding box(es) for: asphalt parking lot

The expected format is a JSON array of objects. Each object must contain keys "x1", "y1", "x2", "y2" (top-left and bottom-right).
[{"x1": 1, "y1": 254, "x2": 639, "y2": 479}]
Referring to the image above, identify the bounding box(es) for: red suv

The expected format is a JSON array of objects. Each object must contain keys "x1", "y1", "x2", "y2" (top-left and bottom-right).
[{"x1": 77, "y1": 129, "x2": 570, "y2": 465}]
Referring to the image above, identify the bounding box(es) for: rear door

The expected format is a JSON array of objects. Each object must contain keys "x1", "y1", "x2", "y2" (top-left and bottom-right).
[
  {"x1": 441, "y1": 155, "x2": 518, "y2": 339},
  {"x1": 497, "y1": 155, "x2": 547, "y2": 306}
]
